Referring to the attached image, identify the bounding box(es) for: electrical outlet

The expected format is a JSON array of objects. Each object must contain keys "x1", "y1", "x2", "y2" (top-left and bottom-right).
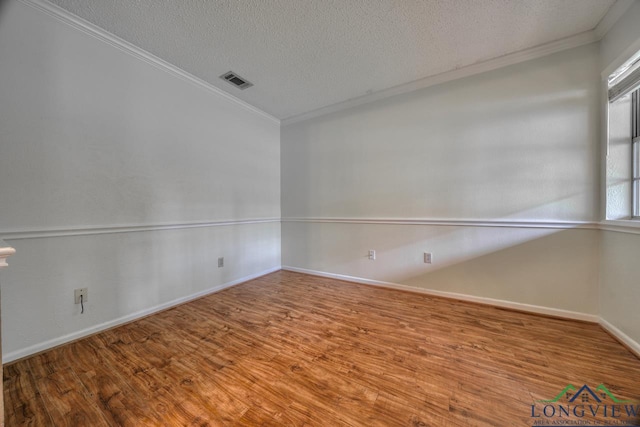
[
  {"x1": 424, "y1": 252, "x2": 432, "y2": 264},
  {"x1": 218, "y1": 257, "x2": 224, "y2": 268},
  {"x1": 74, "y1": 288, "x2": 88, "y2": 304},
  {"x1": 368, "y1": 250, "x2": 376, "y2": 260}
]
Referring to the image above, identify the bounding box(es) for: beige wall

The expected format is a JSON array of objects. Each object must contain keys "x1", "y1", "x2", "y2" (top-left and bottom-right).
[
  {"x1": 283, "y1": 222, "x2": 599, "y2": 315},
  {"x1": 282, "y1": 44, "x2": 600, "y2": 222},
  {"x1": 282, "y1": 44, "x2": 601, "y2": 316},
  {"x1": 600, "y1": 231, "x2": 640, "y2": 344}
]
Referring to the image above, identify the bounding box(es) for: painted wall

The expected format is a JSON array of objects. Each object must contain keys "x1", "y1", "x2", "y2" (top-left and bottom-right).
[
  {"x1": 282, "y1": 44, "x2": 601, "y2": 316},
  {"x1": 600, "y1": 0, "x2": 640, "y2": 74},
  {"x1": 599, "y1": 0, "x2": 640, "y2": 348},
  {"x1": 2, "y1": 0, "x2": 637, "y2": 362},
  {"x1": 0, "y1": 1, "x2": 281, "y2": 361},
  {"x1": 599, "y1": 230, "x2": 640, "y2": 346}
]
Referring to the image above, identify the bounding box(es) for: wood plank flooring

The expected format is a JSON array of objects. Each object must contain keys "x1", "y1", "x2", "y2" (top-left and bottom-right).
[{"x1": 4, "y1": 270, "x2": 640, "y2": 426}]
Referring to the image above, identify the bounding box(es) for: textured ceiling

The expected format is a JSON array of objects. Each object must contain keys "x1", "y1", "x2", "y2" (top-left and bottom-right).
[{"x1": 47, "y1": 0, "x2": 615, "y2": 120}]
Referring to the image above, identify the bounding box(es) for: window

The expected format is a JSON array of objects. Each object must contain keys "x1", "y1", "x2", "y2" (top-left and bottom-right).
[
  {"x1": 607, "y1": 52, "x2": 640, "y2": 220},
  {"x1": 634, "y1": 89, "x2": 640, "y2": 217}
]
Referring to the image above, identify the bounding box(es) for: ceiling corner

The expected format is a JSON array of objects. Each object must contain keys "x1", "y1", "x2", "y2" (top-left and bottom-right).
[{"x1": 594, "y1": 0, "x2": 636, "y2": 39}]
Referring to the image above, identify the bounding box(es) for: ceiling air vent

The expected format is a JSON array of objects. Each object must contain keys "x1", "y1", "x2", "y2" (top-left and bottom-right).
[{"x1": 220, "y1": 71, "x2": 253, "y2": 90}]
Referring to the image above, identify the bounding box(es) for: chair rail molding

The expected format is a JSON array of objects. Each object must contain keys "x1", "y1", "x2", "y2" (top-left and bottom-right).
[{"x1": 282, "y1": 217, "x2": 598, "y2": 229}]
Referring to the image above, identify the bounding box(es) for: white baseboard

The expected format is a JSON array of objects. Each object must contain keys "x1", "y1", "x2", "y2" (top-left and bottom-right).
[
  {"x1": 282, "y1": 266, "x2": 600, "y2": 323},
  {"x1": 3, "y1": 266, "x2": 281, "y2": 364},
  {"x1": 11, "y1": 266, "x2": 631, "y2": 363},
  {"x1": 599, "y1": 318, "x2": 640, "y2": 359}
]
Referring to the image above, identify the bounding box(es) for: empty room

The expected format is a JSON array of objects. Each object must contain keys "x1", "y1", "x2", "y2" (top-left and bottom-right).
[{"x1": 1, "y1": 0, "x2": 640, "y2": 425}]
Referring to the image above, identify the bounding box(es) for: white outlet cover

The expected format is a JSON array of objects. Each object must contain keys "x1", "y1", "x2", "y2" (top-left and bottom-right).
[{"x1": 74, "y1": 288, "x2": 88, "y2": 304}]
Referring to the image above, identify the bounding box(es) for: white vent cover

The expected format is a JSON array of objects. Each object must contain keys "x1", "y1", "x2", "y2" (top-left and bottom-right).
[{"x1": 220, "y1": 71, "x2": 253, "y2": 90}]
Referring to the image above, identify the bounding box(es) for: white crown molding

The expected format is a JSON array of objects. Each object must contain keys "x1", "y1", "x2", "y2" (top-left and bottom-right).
[
  {"x1": 0, "y1": 218, "x2": 280, "y2": 240},
  {"x1": 19, "y1": 0, "x2": 630, "y2": 127},
  {"x1": 282, "y1": 266, "x2": 600, "y2": 323},
  {"x1": 282, "y1": 217, "x2": 598, "y2": 230},
  {"x1": 594, "y1": 0, "x2": 636, "y2": 40},
  {"x1": 283, "y1": 0, "x2": 633, "y2": 125},
  {"x1": 599, "y1": 318, "x2": 640, "y2": 359},
  {"x1": 16, "y1": 0, "x2": 280, "y2": 125},
  {"x1": 2, "y1": 266, "x2": 281, "y2": 363},
  {"x1": 282, "y1": 31, "x2": 599, "y2": 125},
  {"x1": 19, "y1": 0, "x2": 631, "y2": 127}
]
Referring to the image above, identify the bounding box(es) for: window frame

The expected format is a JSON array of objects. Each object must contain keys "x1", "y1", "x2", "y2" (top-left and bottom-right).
[{"x1": 634, "y1": 89, "x2": 640, "y2": 218}]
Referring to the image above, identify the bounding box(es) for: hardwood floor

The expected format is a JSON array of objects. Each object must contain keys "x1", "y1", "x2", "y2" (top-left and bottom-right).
[{"x1": 4, "y1": 270, "x2": 640, "y2": 426}]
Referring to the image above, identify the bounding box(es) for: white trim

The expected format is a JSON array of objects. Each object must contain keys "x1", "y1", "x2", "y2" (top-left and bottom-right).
[
  {"x1": 282, "y1": 217, "x2": 597, "y2": 229},
  {"x1": 9, "y1": 218, "x2": 640, "y2": 240},
  {"x1": 0, "y1": 218, "x2": 280, "y2": 240},
  {"x1": 599, "y1": 220, "x2": 640, "y2": 235},
  {"x1": 285, "y1": 217, "x2": 640, "y2": 235},
  {"x1": 17, "y1": 0, "x2": 279, "y2": 125},
  {"x1": 2, "y1": 266, "x2": 281, "y2": 364},
  {"x1": 282, "y1": 266, "x2": 599, "y2": 323},
  {"x1": 599, "y1": 318, "x2": 640, "y2": 359},
  {"x1": 18, "y1": 0, "x2": 630, "y2": 127},
  {"x1": 594, "y1": 0, "x2": 636, "y2": 40},
  {"x1": 282, "y1": 32, "x2": 598, "y2": 125},
  {"x1": 17, "y1": 0, "x2": 625, "y2": 127}
]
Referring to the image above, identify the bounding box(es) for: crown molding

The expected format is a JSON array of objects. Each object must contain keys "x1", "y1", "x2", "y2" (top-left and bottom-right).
[
  {"x1": 594, "y1": 0, "x2": 636, "y2": 40},
  {"x1": 282, "y1": 31, "x2": 599, "y2": 125},
  {"x1": 17, "y1": 0, "x2": 280, "y2": 125},
  {"x1": 281, "y1": 0, "x2": 632, "y2": 125},
  {"x1": 0, "y1": 218, "x2": 280, "y2": 240},
  {"x1": 16, "y1": 0, "x2": 632, "y2": 129}
]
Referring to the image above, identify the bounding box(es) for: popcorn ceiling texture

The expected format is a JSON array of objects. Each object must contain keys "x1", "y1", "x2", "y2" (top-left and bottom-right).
[{"x1": 48, "y1": 0, "x2": 614, "y2": 119}]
